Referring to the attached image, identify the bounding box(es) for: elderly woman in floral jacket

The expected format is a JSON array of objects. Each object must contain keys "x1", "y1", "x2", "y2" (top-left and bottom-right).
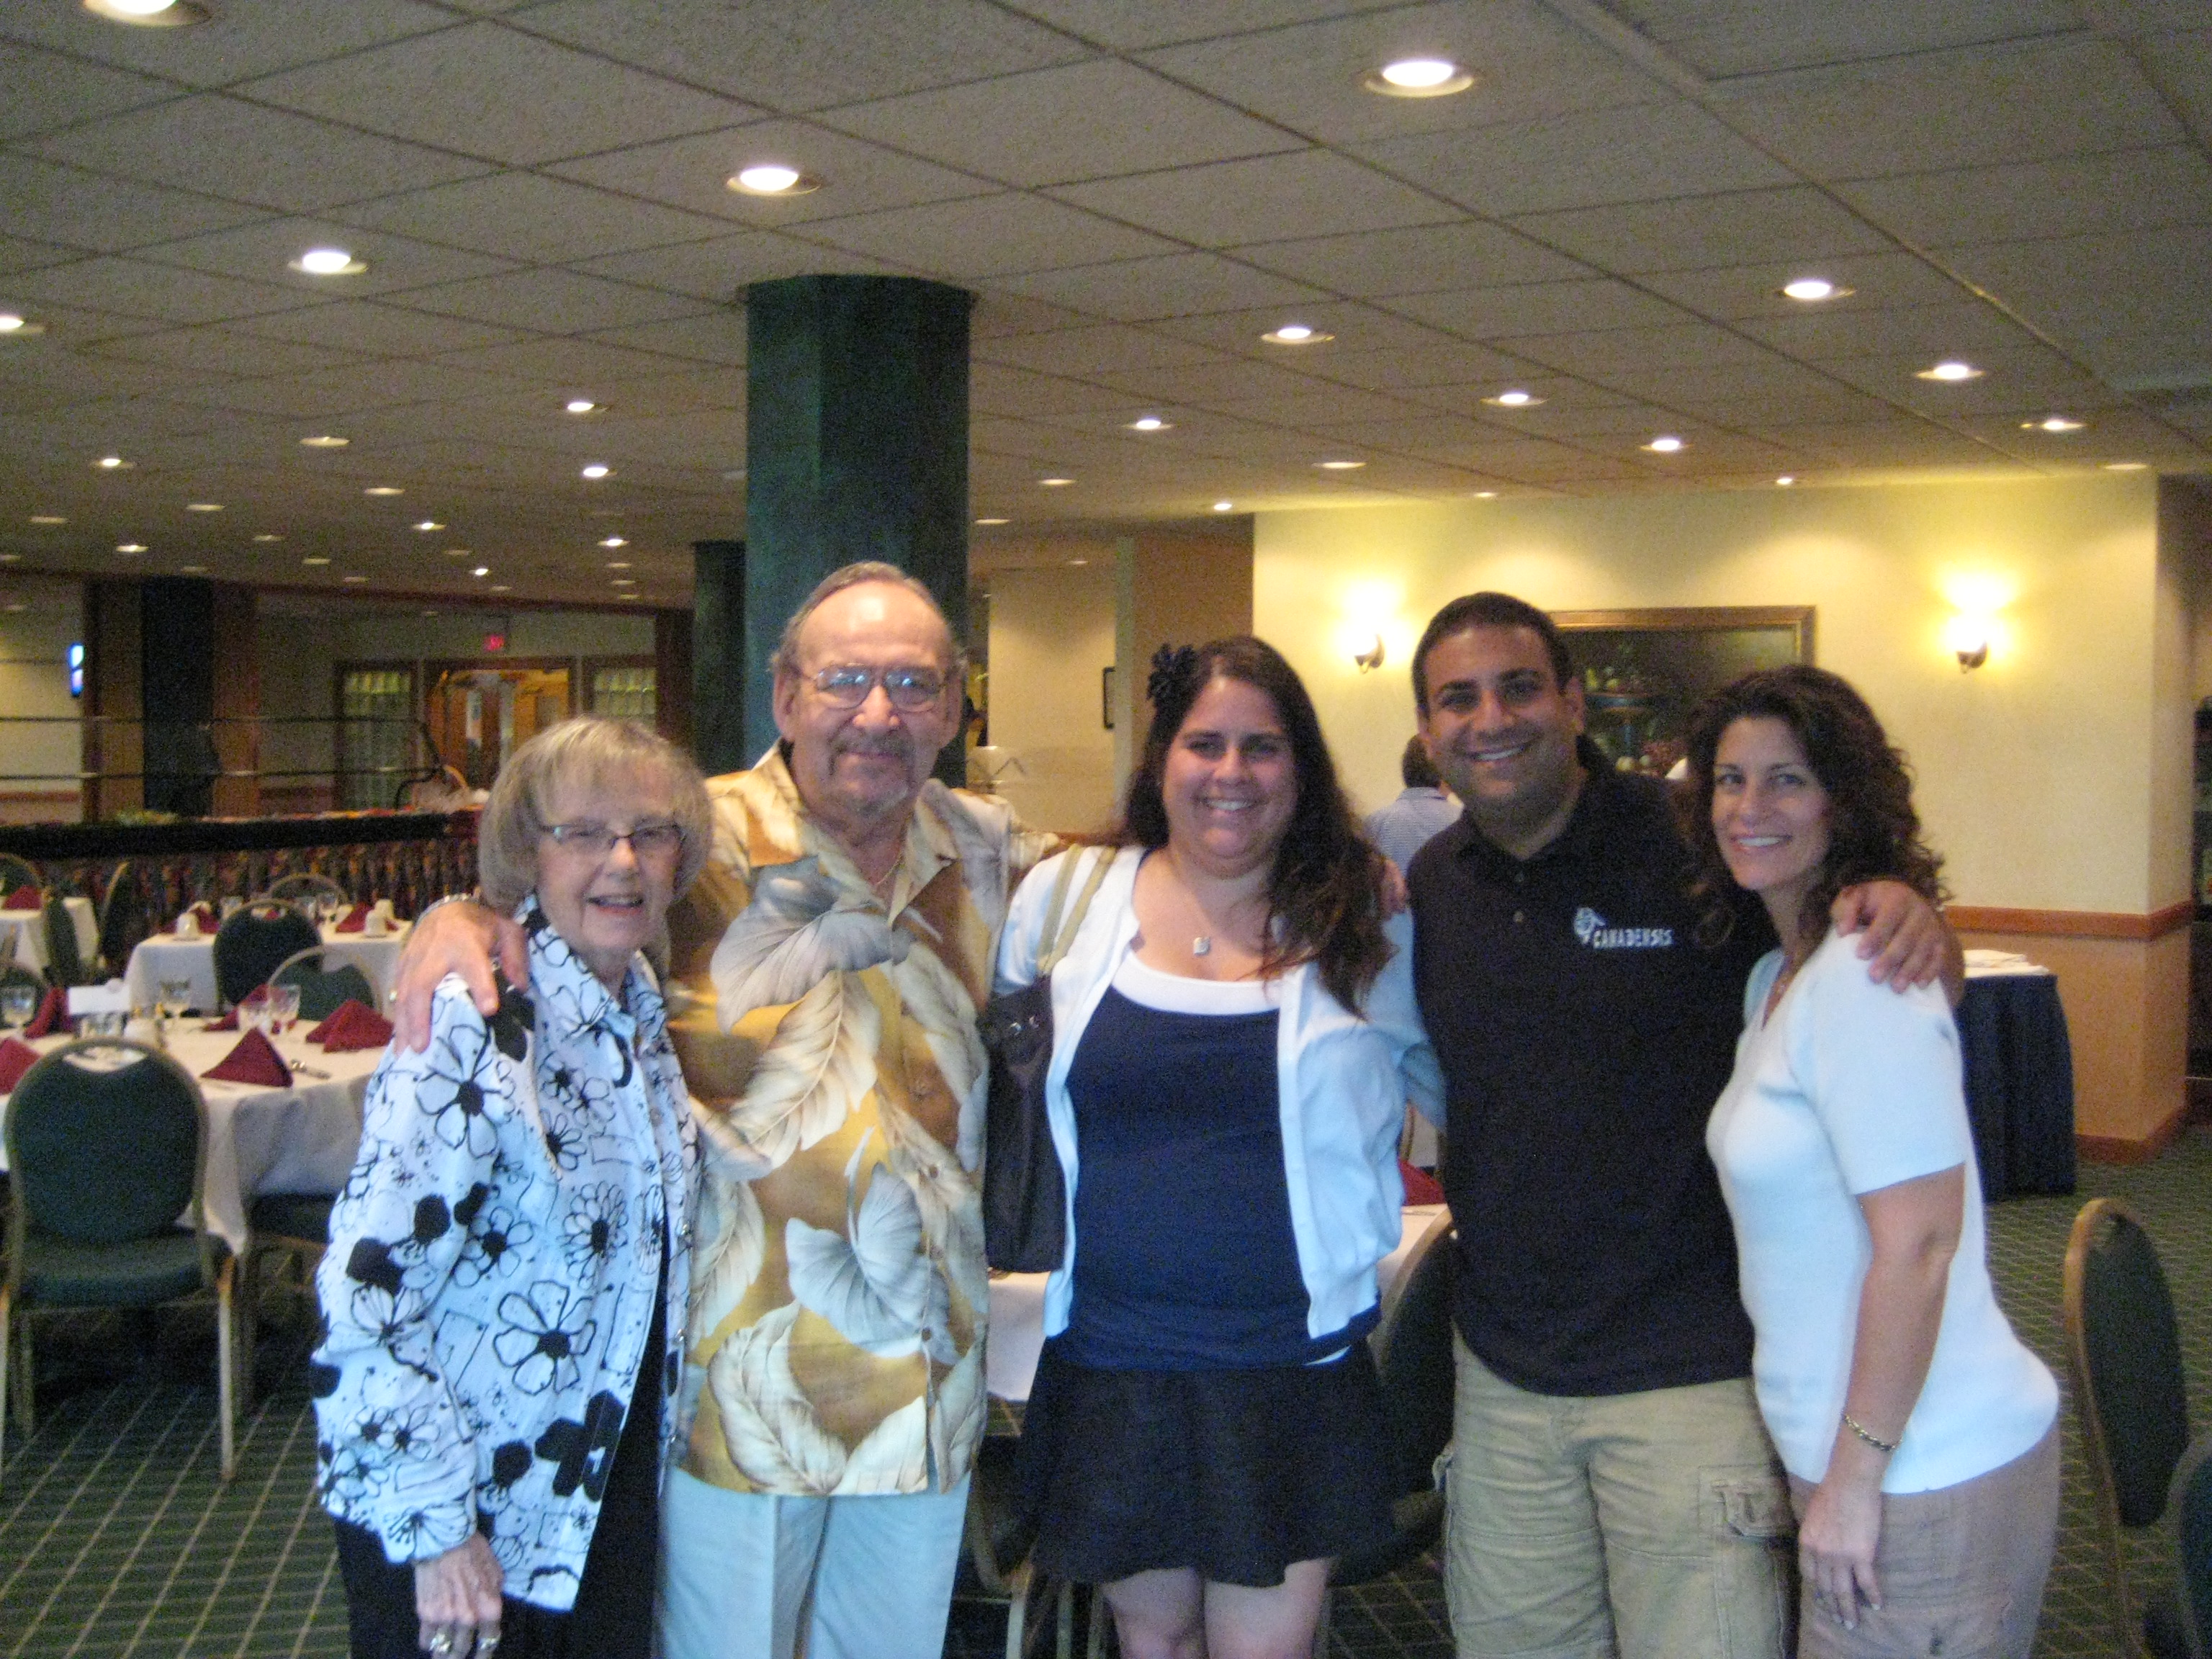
[{"x1": 315, "y1": 719, "x2": 707, "y2": 1659}]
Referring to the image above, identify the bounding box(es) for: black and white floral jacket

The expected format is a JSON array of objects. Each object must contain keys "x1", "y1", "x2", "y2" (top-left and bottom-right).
[{"x1": 312, "y1": 901, "x2": 698, "y2": 1611}]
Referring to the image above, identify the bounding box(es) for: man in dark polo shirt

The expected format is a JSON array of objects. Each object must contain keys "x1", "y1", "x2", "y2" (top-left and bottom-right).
[{"x1": 1406, "y1": 592, "x2": 1954, "y2": 1659}]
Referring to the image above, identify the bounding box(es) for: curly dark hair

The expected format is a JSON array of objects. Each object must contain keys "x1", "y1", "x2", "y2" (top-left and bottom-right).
[
  {"x1": 1683, "y1": 665, "x2": 1946, "y2": 949},
  {"x1": 1120, "y1": 636, "x2": 1391, "y2": 1013}
]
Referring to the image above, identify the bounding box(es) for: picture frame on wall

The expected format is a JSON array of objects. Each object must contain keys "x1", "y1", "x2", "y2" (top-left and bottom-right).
[{"x1": 1551, "y1": 606, "x2": 1814, "y2": 778}]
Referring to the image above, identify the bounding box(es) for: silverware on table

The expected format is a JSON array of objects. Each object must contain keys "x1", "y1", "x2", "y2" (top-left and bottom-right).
[{"x1": 287, "y1": 1059, "x2": 331, "y2": 1079}]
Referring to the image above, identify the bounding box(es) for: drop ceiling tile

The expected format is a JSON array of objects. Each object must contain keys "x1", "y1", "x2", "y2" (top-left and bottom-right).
[
  {"x1": 971, "y1": 295, "x2": 1097, "y2": 337},
  {"x1": 1724, "y1": 38, "x2": 2185, "y2": 179},
  {"x1": 76, "y1": 326, "x2": 366, "y2": 378},
  {"x1": 1735, "y1": 298, "x2": 2048, "y2": 361},
  {"x1": 2136, "y1": 31, "x2": 2212, "y2": 144},
  {"x1": 999, "y1": 0, "x2": 1399, "y2": 50},
  {"x1": 178, "y1": 360, "x2": 536, "y2": 419},
  {"x1": 0, "y1": 234, "x2": 87, "y2": 276},
  {"x1": 1449, "y1": 398, "x2": 1696, "y2": 437},
  {"x1": 1955, "y1": 405, "x2": 2203, "y2": 458},
  {"x1": 1607, "y1": 0, "x2": 2080, "y2": 79},
  {"x1": 1188, "y1": 388, "x2": 1434, "y2": 426},
  {"x1": 0, "y1": 42, "x2": 182, "y2": 144},
  {"x1": 1141, "y1": 0, "x2": 1664, "y2": 145},
  {"x1": 336, "y1": 174, "x2": 730, "y2": 264},
  {"x1": 0, "y1": 154, "x2": 269, "y2": 255},
  {"x1": 1146, "y1": 301, "x2": 1476, "y2": 356},
  {"x1": 1938, "y1": 225, "x2": 2212, "y2": 382},
  {"x1": 549, "y1": 120, "x2": 995, "y2": 228},
  {"x1": 1757, "y1": 421, "x2": 2013, "y2": 467},
  {"x1": 1819, "y1": 349, "x2": 2126, "y2": 415},
  {"x1": 1052, "y1": 150, "x2": 1458, "y2": 248},
  {"x1": 989, "y1": 253, "x2": 1327, "y2": 323},
  {"x1": 971, "y1": 364, "x2": 1130, "y2": 418},
  {"x1": 1496, "y1": 323, "x2": 1790, "y2": 378},
  {"x1": 1841, "y1": 147, "x2": 2212, "y2": 246},
  {"x1": 1511, "y1": 187, "x2": 1894, "y2": 276},
  {"x1": 130, "y1": 218, "x2": 517, "y2": 298},
  {"x1": 0, "y1": 0, "x2": 457, "y2": 87},
  {"x1": 585, "y1": 313, "x2": 747, "y2": 365},
  {"x1": 3, "y1": 256, "x2": 320, "y2": 326},
  {"x1": 390, "y1": 269, "x2": 711, "y2": 333},
  {"x1": 1250, "y1": 338, "x2": 1542, "y2": 390},
  {"x1": 1390, "y1": 279, "x2": 1693, "y2": 338},
  {"x1": 796, "y1": 194, "x2": 1177, "y2": 279},
  {"x1": 1091, "y1": 357, "x2": 1341, "y2": 406},
  {"x1": 1231, "y1": 219, "x2": 1591, "y2": 298},
  {"x1": 235, "y1": 300, "x2": 529, "y2": 357},
  {"x1": 1392, "y1": 371, "x2": 1638, "y2": 412},
  {"x1": 1305, "y1": 412, "x2": 1506, "y2": 451},
  {"x1": 974, "y1": 325, "x2": 1231, "y2": 378},
  {"x1": 436, "y1": 336, "x2": 730, "y2": 390},
  {"x1": 1635, "y1": 251, "x2": 1972, "y2": 320},
  {"x1": 34, "y1": 95, "x2": 492, "y2": 215},
  {"x1": 1352, "y1": 100, "x2": 1798, "y2": 219},
  {"x1": 511, "y1": 0, "x2": 1086, "y2": 111},
  {"x1": 239, "y1": 22, "x2": 753, "y2": 167},
  {"x1": 575, "y1": 233, "x2": 895, "y2": 302},
  {"x1": 1407, "y1": 437, "x2": 1645, "y2": 480},
  {"x1": 819, "y1": 60, "x2": 1299, "y2": 189}
]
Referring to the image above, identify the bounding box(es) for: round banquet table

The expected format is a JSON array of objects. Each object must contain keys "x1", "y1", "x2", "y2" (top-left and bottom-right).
[
  {"x1": 0, "y1": 896, "x2": 98, "y2": 979},
  {"x1": 124, "y1": 922, "x2": 409, "y2": 1015},
  {"x1": 0, "y1": 1018, "x2": 385, "y2": 1254}
]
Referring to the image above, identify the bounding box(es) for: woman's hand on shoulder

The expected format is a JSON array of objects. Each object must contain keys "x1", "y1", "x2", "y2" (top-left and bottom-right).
[{"x1": 392, "y1": 901, "x2": 529, "y2": 1052}]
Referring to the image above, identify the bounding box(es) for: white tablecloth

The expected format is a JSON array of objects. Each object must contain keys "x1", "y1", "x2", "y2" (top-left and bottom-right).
[
  {"x1": 125, "y1": 922, "x2": 409, "y2": 1015},
  {"x1": 0, "y1": 896, "x2": 98, "y2": 978},
  {"x1": 983, "y1": 1203, "x2": 1450, "y2": 1403},
  {"x1": 0, "y1": 1020, "x2": 384, "y2": 1254}
]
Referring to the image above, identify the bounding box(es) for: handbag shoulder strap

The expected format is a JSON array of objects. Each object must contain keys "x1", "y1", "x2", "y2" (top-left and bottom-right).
[{"x1": 1035, "y1": 847, "x2": 1113, "y2": 977}]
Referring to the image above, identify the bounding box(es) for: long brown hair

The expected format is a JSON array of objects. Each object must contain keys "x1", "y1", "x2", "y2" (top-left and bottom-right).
[
  {"x1": 1120, "y1": 637, "x2": 1391, "y2": 1012},
  {"x1": 1683, "y1": 665, "x2": 1946, "y2": 948}
]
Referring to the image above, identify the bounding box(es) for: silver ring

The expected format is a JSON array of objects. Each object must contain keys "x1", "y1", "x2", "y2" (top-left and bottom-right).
[
  {"x1": 428, "y1": 1636, "x2": 453, "y2": 1656},
  {"x1": 479, "y1": 1639, "x2": 501, "y2": 1655}
]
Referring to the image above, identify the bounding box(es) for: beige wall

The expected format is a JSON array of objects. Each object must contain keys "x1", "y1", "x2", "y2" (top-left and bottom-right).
[
  {"x1": 1256, "y1": 474, "x2": 2170, "y2": 915},
  {"x1": 0, "y1": 578, "x2": 84, "y2": 824},
  {"x1": 984, "y1": 562, "x2": 1118, "y2": 835}
]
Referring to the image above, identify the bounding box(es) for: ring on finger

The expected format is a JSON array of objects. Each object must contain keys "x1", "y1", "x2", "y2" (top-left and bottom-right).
[{"x1": 428, "y1": 1636, "x2": 454, "y2": 1656}]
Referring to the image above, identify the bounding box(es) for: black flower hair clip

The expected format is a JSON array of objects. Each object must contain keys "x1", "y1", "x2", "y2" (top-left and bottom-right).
[{"x1": 1147, "y1": 644, "x2": 1200, "y2": 709}]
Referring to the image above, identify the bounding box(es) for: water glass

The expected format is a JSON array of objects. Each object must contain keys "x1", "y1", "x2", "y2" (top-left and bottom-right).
[
  {"x1": 1, "y1": 982, "x2": 35, "y2": 1035},
  {"x1": 269, "y1": 982, "x2": 302, "y2": 1033},
  {"x1": 158, "y1": 976, "x2": 194, "y2": 1020},
  {"x1": 238, "y1": 988, "x2": 272, "y2": 1037}
]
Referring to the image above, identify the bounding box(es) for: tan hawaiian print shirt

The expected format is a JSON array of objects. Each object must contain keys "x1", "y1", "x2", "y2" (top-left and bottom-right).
[{"x1": 661, "y1": 747, "x2": 1056, "y2": 1497}]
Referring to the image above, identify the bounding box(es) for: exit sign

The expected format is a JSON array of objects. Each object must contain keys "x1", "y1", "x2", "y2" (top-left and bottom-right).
[{"x1": 483, "y1": 632, "x2": 506, "y2": 652}]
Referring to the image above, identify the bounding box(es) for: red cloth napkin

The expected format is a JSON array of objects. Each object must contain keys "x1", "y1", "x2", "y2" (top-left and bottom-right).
[
  {"x1": 308, "y1": 999, "x2": 393, "y2": 1051},
  {"x1": 2, "y1": 886, "x2": 40, "y2": 911},
  {"x1": 23, "y1": 985, "x2": 63, "y2": 1038},
  {"x1": 188, "y1": 902, "x2": 217, "y2": 931},
  {"x1": 201, "y1": 1028, "x2": 292, "y2": 1088},
  {"x1": 1400, "y1": 1159, "x2": 1446, "y2": 1206},
  {"x1": 202, "y1": 1010, "x2": 238, "y2": 1032},
  {"x1": 0, "y1": 1035, "x2": 40, "y2": 1093},
  {"x1": 334, "y1": 903, "x2": 369, "y2": 932}
]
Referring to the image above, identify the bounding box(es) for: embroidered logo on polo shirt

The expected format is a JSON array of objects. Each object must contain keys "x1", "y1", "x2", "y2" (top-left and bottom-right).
[{"x1": 1572, "y1": 907, "x2": 1673, "y2": 950}]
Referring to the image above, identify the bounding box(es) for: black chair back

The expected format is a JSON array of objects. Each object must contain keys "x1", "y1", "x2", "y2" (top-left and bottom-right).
[
  {"x1": 212, "y1": 904, "x2": 320, "y2": 1008},
  {"x1": 6, "y1": 1042, "x2": 203, "y2": 1247},
  {"x1": 42, "y1": 892, "x2": 88, "y2": 988},
  {"x1": 2175, "y1": 1437, "x2": 2212, "y2": 1659},
  {"x1": 0, "y1": 854, "x2": 40, "y2": 900},
  {"x1": 269, "y1": 948, "x2": 377, "y2": 1021},
  {"x1": 97, "y1": 859, "x2": 153, "y2": 979},
  {"x1": 2071, "y1": 1200, "x2": 2190, "y2": 1527}
]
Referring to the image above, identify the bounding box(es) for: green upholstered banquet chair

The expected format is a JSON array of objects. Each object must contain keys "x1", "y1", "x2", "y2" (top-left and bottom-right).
[
  {"x1": 210, "y1": 902, "x2": 318, "y2": 1010},
  {"x1": 267, "y1": 947, "x2": 377, "y2": 1023}
]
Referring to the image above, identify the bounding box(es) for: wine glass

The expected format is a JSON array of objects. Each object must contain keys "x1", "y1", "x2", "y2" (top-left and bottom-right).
[
  {"x1": 1, "y1": 983, "x2": 35, "y2": 1038},
  {"x1": 159, "y1": 976, "x2": 194, "y2": 1022}
]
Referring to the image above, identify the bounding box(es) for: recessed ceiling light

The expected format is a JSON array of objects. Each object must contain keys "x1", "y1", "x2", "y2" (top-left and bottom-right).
[
  {"x1": 1067, "y1": 557, "x2": 1088, "y2": 567},
  {"x1": 413, "y1": 520, "x2": 444, "y2": 531},
  {"x1": 1473, "y1": 490, "x2": 1498, "y2": 499},
  {"x1": 1364, "y1": 57, "x2": 1476, "y2": 96},
  {"x1": 177, "y1": 564, "x2": 207, "y2": 573},
  {"x1": 1316, "y1": 459, "x2": 1366, "y2": 470},
  {"x1": 253, "y1": 534, "x2": 282, "y2": 542},
  {"x1": 472, "y1": 566, "x2": 490, "y2": 577},
  {"x1": 302, "y1": 556, "x2": 331, "y2": 566},
  {"x1": 729, "y1": 164, "x2": 820, "y2": 197},
  {"x1": 341, "y1": 574, "x2": 369, "y2": 584},
  {"x1": 580, "y1": 464, "x2": 611, "y2": 480},
  {"x1": 1917, "y1": 360, "x2": 1983, "y2": 382},
  {"x1": 564, "y1": 399, "x2": 604, "y2": 415},
  {"x1": 599, "y1": 536, "x2": 627, "y2": 548},
  {"x1": 1262, "y1": 324, "x2": 1332, "y2": 346},
  {"x1": 489, "y1": 583, "x2": 512, "y2": 593},
  {"x1": 0, "y1": 313, "x2": 45, "y2": 336},
  {"x1": 83, "y1": 0, "x2": 208, "y2": 25},
  {"x1": 2023, "y1": 415, "x2": 2085, "y2": 433},
  {"x1": 0, "y1": 554, "x2": 18, "y2": 564},
  {"x1": 1776, "y1": 475, "x2": 1797, "y2": 486},
  {"x1": 28, "y1": 514, "x2": 65, "y2": 525},
  {"x1": 2105, "y1": 462, "x2": 2149, "y2": 472},
  {"x1": 606, "y1": 560, "x2": 633, "y2": 570},
  {"x1": 299, "y1": 434, "x2": 349, "y2": 449},
  {"x1": 96, "y1": 456, "x2": 131, "y2": 469},
  {"x1": 1643, "y1": 435, "x2": 1686, "y2": 453},
  {"x1": 721, "y1": 467, "x2": 747, "y2": 482},
  {"x1": 1780, "y1": 278, "x2": 1853, "y2": 302},
  {"x1": 1484, "y1": 390, "x2": 1543, "y2": 408},
  {"x1": 444, "y1": 547, "x2": 472, "y2": 558},
  {"x1": 364, "y1": 485, "x2": 403, "y2": 496},
  {"x1": 185, "y1": 502, "x2": 222, "y2": 512},
  {"x1": 610, "y1": 577, "x2": 637, "y2": 587},
  {"x1": 1212, "y1": 500, "x2": 1234, "y2": 512},
  {"x1": 116, "y1": 542, "x2": 146, "y2": 553},
  {"x1": 1128, "y1": 415, "x2": 1172, "y2": 432},
  {"x1": 1040, "y1": 477, "x2": 1074, "y2": 487},
  {"x1": 290, "y1": 247, "x2": 367, "y2": 277},
  {"x1": 975, "y1": 517, "x2": 1009, "y2": 526}
]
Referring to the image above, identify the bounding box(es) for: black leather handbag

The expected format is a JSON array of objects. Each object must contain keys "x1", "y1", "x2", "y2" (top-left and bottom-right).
[{"x1": 978, "y1": 848, "x2": 1112, "y2": 1272}]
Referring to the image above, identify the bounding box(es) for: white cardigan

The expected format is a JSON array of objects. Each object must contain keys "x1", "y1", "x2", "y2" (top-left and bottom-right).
[{"x1": 994, "y1": 847, "x2": 1442, "y2": 1346}]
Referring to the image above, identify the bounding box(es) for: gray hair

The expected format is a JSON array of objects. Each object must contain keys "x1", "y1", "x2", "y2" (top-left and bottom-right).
[
  {"x1": 478, "y1": 717, "x2": 714, "y2": 913},
  {"x1": 769, "y1": 560, "x2": 966, "y2": 684}
]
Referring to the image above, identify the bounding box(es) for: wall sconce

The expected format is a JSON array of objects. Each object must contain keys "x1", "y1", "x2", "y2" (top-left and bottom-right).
[
  {"x1": 1946, "y1": 615, "x2": 1991, "y2": 673},
  {"x1": 1352, "y1": 634, "x2": 1385, "y2": 673}
]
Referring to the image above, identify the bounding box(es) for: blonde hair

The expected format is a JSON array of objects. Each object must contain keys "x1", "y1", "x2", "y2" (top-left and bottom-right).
[{"x1": 477, "y1": 718, "x2": 713, "y2": 912}]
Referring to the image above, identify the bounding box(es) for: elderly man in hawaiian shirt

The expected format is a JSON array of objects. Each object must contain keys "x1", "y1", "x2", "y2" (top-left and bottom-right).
[{"x1": 392, "y1": 561, "x2": 1055, "y2": 1659}]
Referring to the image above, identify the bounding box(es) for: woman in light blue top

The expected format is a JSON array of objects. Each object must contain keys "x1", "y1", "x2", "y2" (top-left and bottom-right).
[{"x1": 1686, "y1": 666, "x2": 2057, "y2": 1658}]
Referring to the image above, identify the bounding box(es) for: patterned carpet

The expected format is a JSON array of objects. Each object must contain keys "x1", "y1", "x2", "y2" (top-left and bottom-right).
[{"x1": 8, "y1": 1129, "x2": 2212, "y2": 1658}]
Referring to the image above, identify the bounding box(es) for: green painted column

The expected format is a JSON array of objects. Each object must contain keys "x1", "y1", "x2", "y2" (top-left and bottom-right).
[
  {"x1": 740, "y1": 274, "x2": 973, "y2": 782},
  {"x1": 690, "y1": 539, "x2": 748, "y2": 776}
]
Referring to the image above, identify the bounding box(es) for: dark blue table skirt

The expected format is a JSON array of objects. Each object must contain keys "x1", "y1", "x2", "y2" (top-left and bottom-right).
[{"x1": 1959, "y1": 974, "x2": 2077, "y2": 1199}]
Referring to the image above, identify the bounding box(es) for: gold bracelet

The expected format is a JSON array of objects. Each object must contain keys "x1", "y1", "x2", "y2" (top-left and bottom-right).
[{"x1": 1843, "y1": 1413, "x2": 1899, "y2": 1455}]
